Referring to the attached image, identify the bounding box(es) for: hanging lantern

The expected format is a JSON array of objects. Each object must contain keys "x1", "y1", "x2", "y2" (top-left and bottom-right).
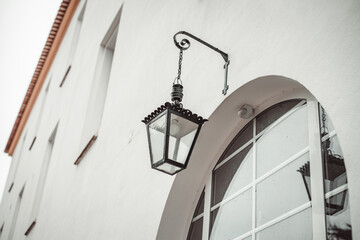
[
  {"x1": 142, "y1": 83, "x2": 207, "y2": 175},
  {"x1": 142, "y1": 49, "x2": 207, "y2": 175},
  {"x1": 142, "y1": 31, "x2": 230, "y2": 175}
]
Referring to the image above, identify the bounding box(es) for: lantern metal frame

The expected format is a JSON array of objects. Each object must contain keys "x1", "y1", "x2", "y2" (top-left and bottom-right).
[
  {"x1": 173, "y1": 31, "x2": 230, "y2": 95},
  {"x1": 142, "y1": 31, "x2": 228, "y2": 175},
  {"x1": 142, "y1": 102, "x2": 207, "y2": 175}
]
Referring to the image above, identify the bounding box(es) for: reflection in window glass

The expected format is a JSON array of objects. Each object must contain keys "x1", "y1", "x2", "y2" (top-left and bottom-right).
[
  {"x1": 186, "y1": 101, "x2": 352, "y2": 240},
  {"x1": 319, "y1": 106, "x2": 335, "y2": 135},
  {"x1": 194, "y1": 189, "x2": 205, "y2": 216},
  {"x1": 187, "y1": 189, "x2": 205, "y2": 240},
  {"x1": 256, "y1": 104, "x2": 308, "y2": 177},
  {"x1": 210, "y1": 189, "x2": 252, "y2": 240},
  {"x1": 256, "y1": 100, "x2": 300, "y2": 135},
  {"x1": 326, "y1": 191, "x2": 352, "y2": 240},
  {"x1": 221, "y1": 122, "x2": 253, "y2": 161},
  {"x1": 256, "y1": 208, "x2": 312, "y2": 240},
  {"x1": 212, "y1": 145, "x2": 253, "y2": 206},
  {"x1": 322, "y1": 136, "x2": 347, "y2": 193},
  {"x1": 320, "y1": 106, "x2": 352, "y2": 239},
  {"x1": 256, "y1": 153, "x2": 310, "y2": 226},
  {"x1": 187, "y1": 217, "x2": 203, "y2": 240}
]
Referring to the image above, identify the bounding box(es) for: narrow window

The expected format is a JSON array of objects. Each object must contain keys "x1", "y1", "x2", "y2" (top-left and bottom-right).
[
  {"x1": 0, "y1": 223, "x2": 4, "y2": 239},
  {"x1": 26, "y1": 124, "x2": 58, "y2": 235},
  {"x1": 8, "y1": 185, "x2": 25, "y2": 240},
  {"x1": 60, "y1": 1, "x2": 86, "y2": 87},
  {"x1": 30, "y1": 79, "x2": 51, "y2": 150},
  {"x1": 9, "y1": 132, "x2": 27, "y2": 192},
  {"x1": 75, "y1": 6, "x2": 122, "y2": 165}
]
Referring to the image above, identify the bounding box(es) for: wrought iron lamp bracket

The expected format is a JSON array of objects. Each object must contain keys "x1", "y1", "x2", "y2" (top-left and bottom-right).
[{"x1": 173, "y1": 31, "x2": 230, "y2": 95}]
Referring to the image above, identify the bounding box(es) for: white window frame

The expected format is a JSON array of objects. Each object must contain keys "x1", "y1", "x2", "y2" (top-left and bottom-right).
[{"x1": 187, "y1": 99, "x2": 348, "y2": 240}]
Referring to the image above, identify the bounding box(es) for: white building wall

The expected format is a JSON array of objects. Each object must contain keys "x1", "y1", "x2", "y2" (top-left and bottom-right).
[{"x1": 1, "y1": 0, "x2": 359, "y2": 239}]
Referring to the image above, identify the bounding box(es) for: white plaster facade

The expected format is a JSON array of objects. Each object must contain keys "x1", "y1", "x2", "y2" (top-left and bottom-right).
[{"x1": 0, "y1": 0, "x2": 359, "y2": 239}]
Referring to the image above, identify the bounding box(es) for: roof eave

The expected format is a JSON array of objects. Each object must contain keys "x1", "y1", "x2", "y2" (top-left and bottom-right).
[{"x1": 5, "y1": 0, "x2": 80, "y2": 156}]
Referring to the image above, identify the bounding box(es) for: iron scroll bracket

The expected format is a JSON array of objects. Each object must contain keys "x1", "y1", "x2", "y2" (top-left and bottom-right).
[{"x1": 173, "y1": 31, "x2": 230, "y2": 95}]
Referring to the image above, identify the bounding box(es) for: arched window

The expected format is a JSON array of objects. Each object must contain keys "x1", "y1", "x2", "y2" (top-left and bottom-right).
[{"x1": 187, "y1": 100, "x2": 352, "y2": 240}]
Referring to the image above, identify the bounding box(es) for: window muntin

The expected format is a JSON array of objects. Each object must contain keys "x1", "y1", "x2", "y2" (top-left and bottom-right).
[
  {"x1": 256, "y1": 104, "x2": 308, "y2": 177},
  {"x1": 220, "y1": 122, "x2": 253, "y2": 161},
  {"x1": 255, "y1": 101, "x2": 299, "y2": 135},
  {"x1": 255, "y1": 207, "x2": 313, "y2": 240},
  {"x1": 186, "y1": 100, "x2": 352, "y2": 240},
  {"x1": 210, "y1": 189, "x2": 252, "y2": 239},
  {"x1": 187, "y1": 218, "x2": 203, "y2": 240},
  {"x1": 212, "y1": 144, "x2": 253, "y2": 206}
]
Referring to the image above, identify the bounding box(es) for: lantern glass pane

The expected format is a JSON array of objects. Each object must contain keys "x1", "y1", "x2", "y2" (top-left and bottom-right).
[
  {"x1": 148, "y1": 112, "x2": 167, "y2": 165},
  {"x1": 167, "y1": 113, "x2": 199, "y2": 165},
  {"x1": 156, "y1": 162, "x2": 181, "y2": 175}
]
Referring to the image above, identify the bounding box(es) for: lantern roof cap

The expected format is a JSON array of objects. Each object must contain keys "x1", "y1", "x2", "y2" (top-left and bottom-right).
[{"x1": 142, "y1": 102, "x2": 207, "y2": 125}]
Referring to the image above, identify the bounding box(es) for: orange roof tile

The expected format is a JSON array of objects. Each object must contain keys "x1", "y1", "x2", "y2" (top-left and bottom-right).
[{"x1": 5, "y1": 0, "x2": 80, "y2": 155}]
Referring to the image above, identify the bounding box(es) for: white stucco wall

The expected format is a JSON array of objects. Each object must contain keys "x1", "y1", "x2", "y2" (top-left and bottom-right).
[{"x1": 0, "y1": 0, "x2": 359, "y2": 239}]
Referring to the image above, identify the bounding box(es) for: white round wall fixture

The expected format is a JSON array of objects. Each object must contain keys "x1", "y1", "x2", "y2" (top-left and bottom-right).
[{"x1": 238, "y1": 104, "x2": 254, "y2": 119}]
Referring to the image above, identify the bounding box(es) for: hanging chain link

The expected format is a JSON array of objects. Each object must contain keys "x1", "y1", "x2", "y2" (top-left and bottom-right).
[
  {"x1": 171, "y1": 49, "x2": 184, "y2": 105},
  {"x1": 321, "y1": 106, "x2": 328, "y2": 136},
  {"x1": 176, "y1": 50, "x2": 183, "y2": 82}
]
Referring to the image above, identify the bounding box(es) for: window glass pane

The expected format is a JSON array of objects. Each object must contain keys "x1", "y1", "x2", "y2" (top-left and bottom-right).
[
  {"x1": 322, "y1": 136, "x2": 347, "y2": 193},
  {"x1": 256, "y1": 104, "x2": 308, "y2": 177},
  {"x1": 210, "y1": 189, "x2": 252, "y2": 240},
  {"x1": 256, "y1": 207, "x2": 312, "y2": 240},
  {"x1": 212, "y1": 144, "x2": 253, "y2": 206},
  {"x1": 319, "y1": 106, "x2": 335, "y2": 136},
  {"x1": 148, "y1": 112, "x2": 167, "y2": 164},
  {"x1": 194, "y1": 189, "x2": 205, "y2": 217},
  {"x1": 256, "y1": 153, "x2": 310, "y2": 226},
  {"x1": 256, "y1": 100, "x2": 301, "y2": 135},
  {"x1": 325, "y1": 191, "x2": 352, "y2": 239},
  {"x1": 220, "y1": 122, "x2": 253, "y2": 161},
  {"x1": 187, "y1": 217, "x2": 203, "y2": 240}
]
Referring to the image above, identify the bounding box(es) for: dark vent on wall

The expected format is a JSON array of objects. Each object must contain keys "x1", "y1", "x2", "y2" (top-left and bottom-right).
[
  {"x1": 8, "y1": 183, "x2": 14, "y2": 193},
  {"x1": 59, "y1": 65, "x2": 71, "y2": 87},
  {"x1": 74, "y1": 135, "x2": 98, "y2": 165},
  {"x1": 24, "y1": 220, "x2": 36, "y2": 236},
  {"x1": 29, "y1": 137, "x2": 37, "y2": 150}
]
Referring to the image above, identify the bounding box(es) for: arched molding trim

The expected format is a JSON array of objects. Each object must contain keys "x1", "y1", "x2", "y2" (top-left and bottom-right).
[
  {"x1": 156, "y1": 75, "x2": 352, "y2": 239},
  {"x1": 156, "y1": 75, "x2": 313, "y2": 239}
]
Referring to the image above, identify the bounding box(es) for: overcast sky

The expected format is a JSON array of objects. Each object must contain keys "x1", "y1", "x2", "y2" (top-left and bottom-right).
[{"x1": 0, "y1": 0, "x2": 62, "y2": 200}]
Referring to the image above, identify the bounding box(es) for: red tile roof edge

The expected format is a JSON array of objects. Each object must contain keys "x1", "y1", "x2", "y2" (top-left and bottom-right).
[{"x1": 4, "y1": 0, "x2": 71, "y2": 154}]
